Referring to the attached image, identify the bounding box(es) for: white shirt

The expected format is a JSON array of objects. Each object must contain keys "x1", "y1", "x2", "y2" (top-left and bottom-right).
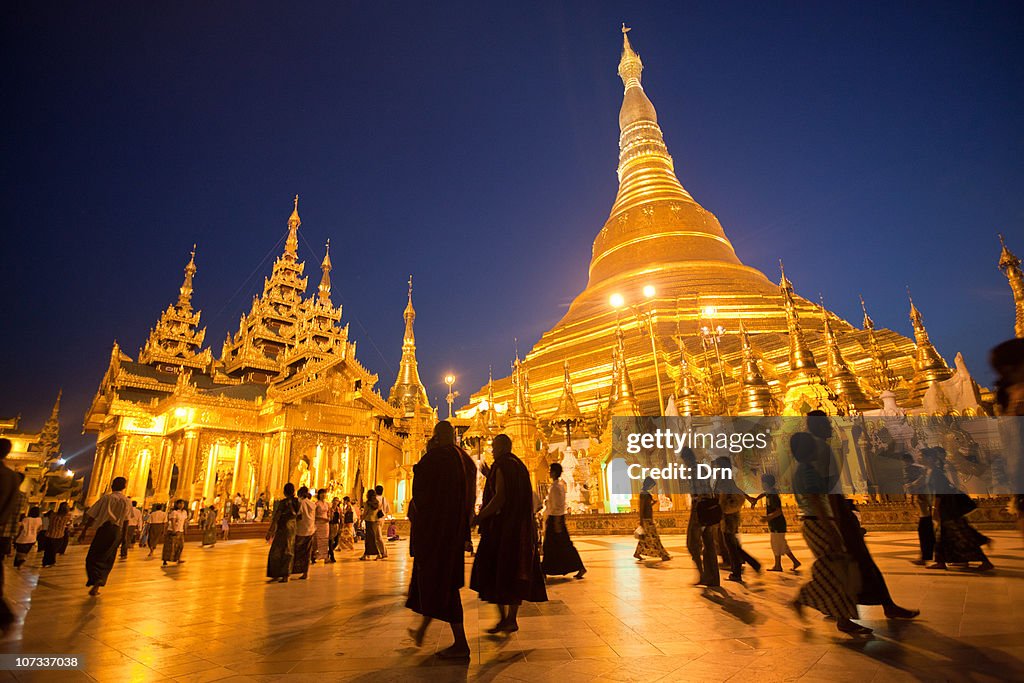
[
  {"x1": 129, "y1": 506, "x2": 143, "y2": 527},
  {"x1": 87, "y1": 491, "x2": 132, "y2": 526},
  {"x1": 545, "y1": 479, "x2": 567, "y2": 517},
  {"x1": 296, "y1": 498, "x2": 317, "y2": 536},
  {"x1": 16, "y1": 517, "x2": 42, "y2": 544},
  {"x1": 148, "y1": 509, "x2": 167, "y2": 524},
  {"x1": 379, "y1": 495, "x2": 390, "y2": 517},
  {"x1": 166, "y1": 509, "x2": 188, "y2": 533}
]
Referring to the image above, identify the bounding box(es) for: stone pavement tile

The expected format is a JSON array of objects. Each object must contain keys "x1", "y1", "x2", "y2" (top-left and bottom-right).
[
  {"x1": 608, "y1": 642, "x2": 663, "y2": 657},
  {"x1": 172, "y1": 666, "x2": 241, "y2": 683},
  {"x1": 522, "y1": 647, "x2": 573, "y2": 662},
  {"x1": 567, "y1": 644, "x2": 619, "y2": 659}
]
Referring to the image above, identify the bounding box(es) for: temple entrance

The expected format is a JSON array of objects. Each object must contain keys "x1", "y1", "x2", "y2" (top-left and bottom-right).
[{"x1": 168, "y1": 464, "x2": 179, "y2": 500}]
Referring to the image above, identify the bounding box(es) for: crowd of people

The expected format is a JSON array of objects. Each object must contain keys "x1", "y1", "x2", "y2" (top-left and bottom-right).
[{"x1": 0, "y1": 337, "x2": 1019, "y2": 649}]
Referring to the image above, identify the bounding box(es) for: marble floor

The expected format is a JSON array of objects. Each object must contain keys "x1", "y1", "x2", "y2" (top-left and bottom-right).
[{"x1": 0, "y1": 530, "x2": 1022, "y2": 682}]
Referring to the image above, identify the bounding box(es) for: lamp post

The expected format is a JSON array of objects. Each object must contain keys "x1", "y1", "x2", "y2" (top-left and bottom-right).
[
  {"x1": 698, "y1": 304, "x2": 729, "y2": 415},
  {"x1": 609, "y1": 286, "x2": 665, "y2": 416},
  {"x1": 443, "y1": 373, "x2": 457, "y2": 420}
]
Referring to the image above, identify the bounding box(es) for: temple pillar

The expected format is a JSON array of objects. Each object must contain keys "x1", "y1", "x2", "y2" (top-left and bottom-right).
[
  {"x1": 127, "y1": 446, "x2": 152, "y2": 501},
  {"x1": 85, "y1": 441, "x2": 112, "y2": 505},
  {"x1": 230, "y1": 441, "x2": 243, "y2": 501},
  {"x1": 110, "y1": 434, "x2": 130, "y2": 478},
  {"x1": 201, "y1": 444, "x2": 218, "y2": 504},
  {"x1": 151, "y1": 439, "x2": 173, "y2": 505},
  {"x1": 176, "y1": 429, "x2": 199, "y2": 503},
  {"x1": 259, "y1": 435, "x2": 271, "y2": 497}
]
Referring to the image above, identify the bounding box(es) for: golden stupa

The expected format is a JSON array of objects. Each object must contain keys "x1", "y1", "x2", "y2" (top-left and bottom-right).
[{"x1": 472, "y1": 27, "x2": 961, "y2": 421}]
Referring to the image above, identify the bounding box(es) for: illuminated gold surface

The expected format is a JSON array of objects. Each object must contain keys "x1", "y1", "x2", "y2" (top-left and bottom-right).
[
  {"x1": 999, "y1": 234, "x2": 1024, "y2": 338},
  {"x1": 474, "y1": 29, "x2": 942, "y2": 425},
  {"x1": 84, "y1": 200, "x2": 411, "y2": 512}
]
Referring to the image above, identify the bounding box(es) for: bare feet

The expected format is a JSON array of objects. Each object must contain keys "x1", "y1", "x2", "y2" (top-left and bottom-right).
[
  {"x1": 408, "y1": 627, "x2": 425, "y2": 647},
  {"x1": 884, "y1": 605, "x2": 920, "y2": 619},
  {"x1": 768, "y1": 566, "x2": 783, "y2": 572},
  {"x1": 574, "y1": 569, "x2": 587, "y2": 580},
  {"x1": 791, "y1": 560, "x2": 802, "y2": 571},
  {"x1": 88, "y1": 586, "x2": 100, "y2": 596},
  {"x1": 976, "y1": 561, "x2": 995, "y2": 572}
]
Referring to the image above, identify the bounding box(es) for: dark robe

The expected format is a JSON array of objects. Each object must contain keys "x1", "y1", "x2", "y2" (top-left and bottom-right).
[
  {"x1": 470, "y1": 453, "x2": 547, "y2": 606},
  {"x1": 830, "y1": 495, "x2": 888, "y2": 605},
  {"x1": 267, "y1": 497, "x2": 299, "y2": 579},
  {"x1": 86, "y1": 521, "x2": 122, "y2": 587},
  {"x1": 406, "y1": 444, "x2": 476, "y2": 623}
]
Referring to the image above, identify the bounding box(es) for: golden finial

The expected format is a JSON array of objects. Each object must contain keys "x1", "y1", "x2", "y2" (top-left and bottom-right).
[
  {"x1": 407, "y1": 275, "x2": 413, "y2": 302},
  {"x1": 859, "y1": 294, "x2": 874, "y2": 330},
  {"x1": 907, "y1": 286, "x2": 923, "y2": 327},
  {"x1": 617, "y1": 23, "x2": 643, "y2": 89}
]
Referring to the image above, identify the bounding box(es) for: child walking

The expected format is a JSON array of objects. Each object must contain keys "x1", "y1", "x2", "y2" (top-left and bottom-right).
[{"x1": 757, "y1": 473, "x2": 801, "y2": 572}]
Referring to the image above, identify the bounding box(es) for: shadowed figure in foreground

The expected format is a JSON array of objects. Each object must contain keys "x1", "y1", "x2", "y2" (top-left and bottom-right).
[{"x1": 407, "y1": 421, "x2": 477, "y2": 660}]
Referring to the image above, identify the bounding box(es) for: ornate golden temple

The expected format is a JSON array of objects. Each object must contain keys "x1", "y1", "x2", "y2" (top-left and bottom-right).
[
  {"x1": 84, "y1": 198, "x2": 433, "y2": 510},
  {"x1": 463, "y1": 28, "x2": 1022, "y2": 510}
]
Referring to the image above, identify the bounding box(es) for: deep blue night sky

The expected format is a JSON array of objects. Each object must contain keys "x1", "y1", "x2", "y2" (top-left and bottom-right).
[{"x1": 3, "y1": 2, "x2": 1023, "y2": 477}]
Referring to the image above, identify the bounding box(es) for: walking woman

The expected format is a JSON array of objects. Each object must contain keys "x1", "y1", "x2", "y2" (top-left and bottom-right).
[
  {"x1": 634, "y1": 477, "x2": 671, "y2": 562},
  {"x1": 360, "y1": 489, "x2": 382, "y2": 560},
  {"x1": 13, "y1": 507, "x2": 42, "y2": 568},
  {"x1": 327, "y1": 497, "x2": 341, "y2": 563},
  {"x1": 162, "y1": 499, "x2": 188, "y2": 566},
  {"x1": 145, "y1": 504, "x2": 166, "y2": 557},
  {"x1": 790, "y1": 433, "x2": 870, "y2": 635},
  {"x1": 313, "y1": 489, "x2": 330, "y2": 564},
  {"x1": 42, "y1": 503, "x2": 71, "y2": 567},
  {"x1": 266, "y1": 483, "x2": 300, "y2": 583},
  {"x1": 925, "y1": 447, "x2": 994, "y2": 571},
  {"x1": 541, "y1": 462, "x2": 585, "y2": 579},
  {"x1": 339, "y1": 496, "x2": 355, "y2": 550},
  {"x1": 201, "y1": 506, "x2": 217, "y2": 547},
  {"x1": 292, "y1": 486, "x2": 315, "y2": 578}
]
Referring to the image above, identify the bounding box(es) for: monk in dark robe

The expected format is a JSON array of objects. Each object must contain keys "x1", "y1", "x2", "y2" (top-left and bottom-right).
[
  {"x1": 470, "y1": 434, "x2": 547, "y2": 634},
  {"x1": 406, "y1": 421, "x2": 477, "y2": 659}
]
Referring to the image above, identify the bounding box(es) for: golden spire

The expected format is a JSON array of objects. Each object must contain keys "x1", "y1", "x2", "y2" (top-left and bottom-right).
[
  {"x1": 318, "y1": 239, "x2": 332, "y2": 303},
  {"x1": 673, "y1": 353, "x2": 702, "y2": 417},
  {"x1": 285, "y1": 195, "x2": 300, "y2": 259},
  {"x1": 779, "y1": 261, "x2": 821, "y2": 382},
  {"x1": 820, "y1": 297, "x2": 870, "y2": 411},
  {"x1": 906, "y1": 288, "x2": 952, "y2": 402},
  {"x1": 38, "y1": 389, "x2": 62, "y2": 461},
  {"x1": 609, "y1": 326, "x2": 640, "y2": 415},
  {"x1": 859, "y1": 295, "x2": 897, "y2": 393},
  {"x1": 485, "y1": 366, "x2": 501, "y2": 430},
  {"x1": 735, "y1": 321, "x2": 776, "y2": 415},
  {"x1": 551, "y1": 359, "x2": 585, "y2": 426},
  {"x1": 509, "y1": 354, "x2": 532, "y2": 418},
  {"x1": 387, "y1": 276, "x2": 429, "y2": 414},
  {"x1": 998, "y1": 234, "x2": 1024, "y2": 338},
  {"x1": 177, "y1": 244, "x2": 197, "y2": 310},
  {"x1": 403, "y1": 275, "x2": 415, "y2": 342},
  {"x1": 589, "y1": 26, "x2": 744, "y2": 286},
  {"x1": 618, "y1": 24, "x2": 643, "y2": 90}
]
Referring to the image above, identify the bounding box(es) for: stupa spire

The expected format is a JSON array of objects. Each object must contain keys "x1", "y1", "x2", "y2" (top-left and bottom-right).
[
  {"x1": 735, "y1": 322, "x2": 775, "y2": 416},
  {"x1": 609, "y1": 326, "x2": 640, "y2": 416},
  {"x1": 388, "y1": 276, "x2": 429, "y2": 415},
  {"x1": 589, "y1": 26, "x2": 744, "y2": 286},
  {"x1": 906, "y1": 288, "x2": 952, "y2": 402},
  {"x1": 551, "y1": 360, "x2": 585, "y2": 427},
  {"x1": 998, "y1": 234, "x2": 1024, "y2": 338},
  {"x1": 285, "y1": 195, "x2": 300, "y2": 259},
  {"x1": 820, "y1": 297, "x2": 870, "y2": 411},
  {"x1": 177, "y1": 244, "x2": 197, "y2": 310},
  {"x1": 673, "y1": 352, "x2": 702, "y2": 417},
  {"x1": 779, "y1": 261, "x2": 821, "y2": 381},
  {"x1": 318, "y1": 239, "x2": 332, "y2": 303}
]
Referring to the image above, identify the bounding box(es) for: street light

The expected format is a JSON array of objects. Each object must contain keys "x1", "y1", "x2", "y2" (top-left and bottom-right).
[
  {"x1": 643, "y1": 285, "x2": 656, "y2": 299},
  {"x1": 443, "y1": 373, "x2": 458, "y2": 420},
  {"x1": 609, "y1": 293, "x2": 625, "y2": 309}
]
